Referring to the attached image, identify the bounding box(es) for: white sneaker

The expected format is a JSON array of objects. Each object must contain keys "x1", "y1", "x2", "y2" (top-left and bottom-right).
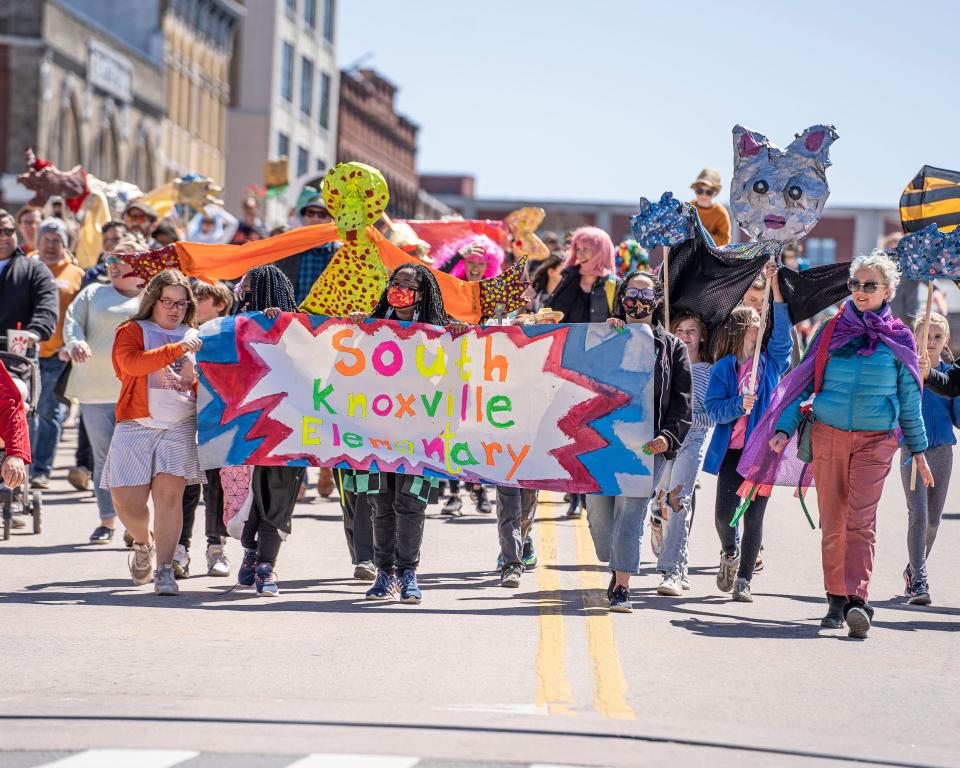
[
  {"x1": 681, "y1": 573, "x2": 691, "y2": 591},
  {"x1": 154, "y1": 564, "x2": 179, "y2": 596},
  {"x1": 172, "y1": 544, "x2": 190, "y2": 579},
  {"x1": 206, "y1": 543, "x2": 230, "y2": 577},
  {"x1": 656, "y1": 572, "x2": 684, "y2": 597},
  {"x1": 129, "y1": 542, "x2": 154, "y2": 585}
]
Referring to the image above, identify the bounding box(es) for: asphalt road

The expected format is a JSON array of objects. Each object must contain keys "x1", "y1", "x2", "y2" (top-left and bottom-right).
[{"x1": 0, "y1": 426, "x2": 957, "y2": 768}]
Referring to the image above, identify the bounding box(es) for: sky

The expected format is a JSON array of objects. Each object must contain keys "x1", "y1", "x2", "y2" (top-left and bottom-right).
[{"x1": 337, "y1": 1, "x2": 960, "y2": 209}]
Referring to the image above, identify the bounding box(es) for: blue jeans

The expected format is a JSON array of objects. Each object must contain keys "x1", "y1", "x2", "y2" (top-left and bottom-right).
[
  {"x1": 585, "y1": 456, "x2": 667, "y2": 574},
  {"x1": 79, "y1": 402, "x2": 117, "y2": 520},
  {"x1": 29, "y1": 356, "x2": 68, "y2": 476},
  {"x1": 658, "y1": 428, "x2": 708, "y2": 576}
]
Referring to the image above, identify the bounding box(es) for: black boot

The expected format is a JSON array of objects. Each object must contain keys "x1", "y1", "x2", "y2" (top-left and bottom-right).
[
  {"x1": 843, "y1": 596, "x2": 874, "y2": 639},
  {"x1": 820, "y1": 593, "x2": 847, "y2": 629}
]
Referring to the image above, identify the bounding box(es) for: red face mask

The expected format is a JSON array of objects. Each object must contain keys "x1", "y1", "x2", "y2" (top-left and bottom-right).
[{"x1": 387, "y1": 285, "x2": 417, "y2": 309}]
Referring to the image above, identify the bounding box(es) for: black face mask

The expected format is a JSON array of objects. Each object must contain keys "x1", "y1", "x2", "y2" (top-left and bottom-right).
[
  {"x1": 624, "y1": 301, "x2": 655, "y2": 319},
  {"x1": 621, "y1": 286, "x2": 658, "y2": 320}
]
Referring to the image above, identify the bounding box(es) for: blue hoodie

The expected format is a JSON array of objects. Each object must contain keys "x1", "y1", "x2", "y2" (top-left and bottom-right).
[
  {"x1": 703, "y1": 302, "x2": 793, "y2": 474},
  {"x1": 921, "y1": 361, "x2": 960, "y2": 450}
]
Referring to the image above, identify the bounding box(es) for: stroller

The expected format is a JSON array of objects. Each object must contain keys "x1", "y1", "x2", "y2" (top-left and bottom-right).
[{"x1": 1, "y1": 338, "x2": 42, "y2": 540}]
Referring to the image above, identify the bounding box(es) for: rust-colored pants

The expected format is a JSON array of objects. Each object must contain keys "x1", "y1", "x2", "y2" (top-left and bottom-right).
[{"x1": 811, "y1": 422, "x2": 898, "y2": 601}]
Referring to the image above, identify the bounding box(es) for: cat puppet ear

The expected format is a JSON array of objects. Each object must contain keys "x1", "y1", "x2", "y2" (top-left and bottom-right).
[
  {"x1": 787, "y1": 125, "x2": 839, "y2": 169},
  {"x1": 732, "y1": 125, "x2": 767, "y2": 161}
]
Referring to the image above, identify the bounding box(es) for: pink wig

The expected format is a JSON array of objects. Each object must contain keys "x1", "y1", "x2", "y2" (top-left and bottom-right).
[
  {"x1": 565, "y1": 226, "x2": 615, "y2": 279},
  {"x1": 438, "y1": 234, "x2": 505, "y2": 279}
]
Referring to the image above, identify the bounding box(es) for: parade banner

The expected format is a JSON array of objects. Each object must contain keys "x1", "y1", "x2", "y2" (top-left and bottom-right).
[{"x1": 196, "y1": 314, "x2": 655, "y2": 495}]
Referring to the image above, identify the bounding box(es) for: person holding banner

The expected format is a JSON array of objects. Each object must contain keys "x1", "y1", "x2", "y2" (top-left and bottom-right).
[
  {"x1": 347, "y1": 263, "x2": 469, "y2": 604},
  {"x1": 588, "y1": 270, "x2": 691, "y2": 614},
  {"x1": 232, "y1": 266, "x2": 306, "y2": 597},
  {"x1": 768, "y1": 252, "x2": 931, "y2": 637},
  {"x1": 704, "y1": 261, "x2": 789, "y2": 604},
  {"x1": 101, "y1": 269, "x2": 204, "y2": 596}
]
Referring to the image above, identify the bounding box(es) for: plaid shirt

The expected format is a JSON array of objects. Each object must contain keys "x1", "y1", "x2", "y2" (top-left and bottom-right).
[{"x1": 295, "y1": 243, "x2": 340, "y2": 304}]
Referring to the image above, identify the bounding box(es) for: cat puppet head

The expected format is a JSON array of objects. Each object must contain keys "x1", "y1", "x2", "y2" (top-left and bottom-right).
[{"x1": 731, "y1": 124, "x2": 838, "y2": 244}]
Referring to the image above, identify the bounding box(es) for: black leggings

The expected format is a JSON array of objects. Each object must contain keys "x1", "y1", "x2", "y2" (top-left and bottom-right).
[
  {"x1": 241, "y1": 466, "x2": 305, "y2": 566},
  {"x1": 714, "y1": 448, "x2": 767, "y2": 582}
]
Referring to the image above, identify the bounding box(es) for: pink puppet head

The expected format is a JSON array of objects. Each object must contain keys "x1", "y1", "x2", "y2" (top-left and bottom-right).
[
  {"x1": 566, "y1": 226, "x2": 615, "y2": 279},
  {"x1": 446, "y1": 234, "x2": 505, "y2": 281}
]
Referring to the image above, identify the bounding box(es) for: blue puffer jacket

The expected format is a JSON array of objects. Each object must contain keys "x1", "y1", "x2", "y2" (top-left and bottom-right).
[
  {"x1": 921, "y1": 362, "x2": 960, "y2": 450},
  {"x1": 775, "y1": 335, "x2": 928, "y2": 454},
  {"x1": 703, "y1": 302, "x2": 793, "y2": 474}
]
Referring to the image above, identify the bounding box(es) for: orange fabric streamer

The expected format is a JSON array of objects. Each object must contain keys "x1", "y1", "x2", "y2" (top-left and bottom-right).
[{"x1": 173, "y1": 223, "x2": 483, "y2": 322}]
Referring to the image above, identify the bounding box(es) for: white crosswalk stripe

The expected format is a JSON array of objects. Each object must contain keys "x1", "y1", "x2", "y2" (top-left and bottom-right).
[
  {"x1": 284, "y1": 756, "x2": 420, "y2": 768},
  {"x1": 31, "y1": 750, "x2": 199, "y2": 768}
]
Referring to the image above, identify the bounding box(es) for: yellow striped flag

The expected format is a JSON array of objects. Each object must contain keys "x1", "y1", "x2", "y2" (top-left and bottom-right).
[{"x1": 900, "y1": 165, "x2": 960, "y2": 233}]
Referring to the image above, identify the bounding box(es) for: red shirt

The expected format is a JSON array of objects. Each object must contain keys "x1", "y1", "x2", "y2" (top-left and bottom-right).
[{"x1": 0, "y1": 364, "x2": 30, "y2": 462}]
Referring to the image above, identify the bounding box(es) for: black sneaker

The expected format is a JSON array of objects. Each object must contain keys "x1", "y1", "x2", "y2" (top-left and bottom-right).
[
  {"x1": 89, "y1": 526, "x2": 115, "y2": 544},
  {"x1": 606, "y1": 571, "x2": 616, "y2": 601},
  {"x1": 471, "y1": 486, "x2": 492, "y2": 514},
  {"x1": 908, "y1": 577, "x2": 932, "y2": 606},
  {"x1": 441, "y1": 495, "x2": 463, "y2": 516},
  {"x1": 609, "y1": 585, "x2": 633, "y2": 613},
  {"x1": 844, "y1": 598, "x2": 874, "y2": 639}
]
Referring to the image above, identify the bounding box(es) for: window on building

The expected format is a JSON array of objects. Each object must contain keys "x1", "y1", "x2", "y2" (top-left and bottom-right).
[
  {"x1": 319, "y1": 71, "x2": 331, "y2": 129},
  {"x1": 277, "y1": 132, "x2": 290, "y2": 159},
  {"x1": 323, "y1": 0, "x2": 335, "y2": 42},
  {"x1": 300, "y1": 56, "x2": 314, "y2": 116},
  {"x1": 297, "y1": 146, "x2": 309, "y2": 178},
  {"x1": 304, "y1": 0, "x2": 316, "y2": 27},
  {"x1": 285, "y1": 0, "x2": 296, "y2": 15},
  {"x1": 804, "y1": 237, "x2": 837, "y2": 267},
  {"x1": 316, "y1": 158, "x2": 327, "y2": 172},
  {"x1": 280, "y1": 41, "x2": 294, "y2": 103}
]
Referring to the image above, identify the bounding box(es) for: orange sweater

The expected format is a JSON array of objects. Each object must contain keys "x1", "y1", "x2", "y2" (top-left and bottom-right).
[
  {"x1": 690, "y1": 201, "x2": 732, "y2": 246},
  {"x1": 111, "y1": 322, "x2": 192, "y2": 422},
  {"x1": 39, "y1": 257, "x2": 84, "y2": 358}
]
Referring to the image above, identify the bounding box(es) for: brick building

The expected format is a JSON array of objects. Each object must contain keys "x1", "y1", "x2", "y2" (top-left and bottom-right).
[{"x1": 336, "y1": 68, "x2": 419, "y2": 219}]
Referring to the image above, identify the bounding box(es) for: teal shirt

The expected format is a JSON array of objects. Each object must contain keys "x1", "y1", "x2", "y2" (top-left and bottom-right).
[{"x1": 776, "y1": 338, "x2": 927, "y2": 454}]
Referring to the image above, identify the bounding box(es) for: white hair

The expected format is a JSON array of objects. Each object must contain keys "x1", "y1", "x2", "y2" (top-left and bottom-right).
[{"x1": 850, "y1": 249, "x2": 901, "y2": 299}]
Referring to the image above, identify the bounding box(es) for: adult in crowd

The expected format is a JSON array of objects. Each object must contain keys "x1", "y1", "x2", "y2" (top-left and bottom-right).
[
  {"x1": 16, "y1": 206, "x2": 43, "y2": 255},
  {"x1": 689, "y1": 168, "x2": 731, "y2": 246},
  {"x1": 123, "y1": 201, "x2": 158, "y2": 244},
  {"x1": 0, "y1": 209, "x2": 58, "y2": 345},
  {"x1": 28, "y1": 218, "x2": 84, "y2": 489},
  {"x1": 187, "y1": 207, "x2": 238, "y2": 245},
  {"x1": 152, "y1": 222, "x2": 181, "y2": 248},
  {"x1": 767, "y1": 252, "x2": 931, "y2": 638},
  {"x1": 278, "y1": 189, "x2": 340, "y2": 306},
  {"x1": 101, "y1": 270, "x2": 204, "y2": 596},
  {"x1": 547, "y1": 226, "x2": 617, "y2": 518},
  {"x1": 230, "y1": 195, "x2": 265, "y2": 245},
  {"x1": 529, "y1": 253, "x2": 563, "y2": 311},
  {"x1": 63, "y1": 233, "x2": 147, "y2": 543},
  {"x1": 81, "y1": 221, "x2": 128, "y2": 288}
]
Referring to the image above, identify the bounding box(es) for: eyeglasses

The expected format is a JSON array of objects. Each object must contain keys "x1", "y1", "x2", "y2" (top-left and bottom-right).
[
  {"x1": 0, "y1": 227, "x2": 16, "y2": 237},
  {"x1": 159, "y1": 298, "x2": 189, "y2": 310},
  {"x1": 623, "y1": 287, "x2": 657, "y2": 301},
  {"x1": 388, "y1": 279, "x2": 420, "y2": 290},
  {"x1": 847, "y1": 279, "x2": 882, "y2": 294},
  {"x1": 694, "y1": 187, "x2": 717, "y2": 197}
]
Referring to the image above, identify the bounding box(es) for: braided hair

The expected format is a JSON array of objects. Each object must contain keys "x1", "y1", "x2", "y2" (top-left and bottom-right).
[
  {"x1": 238, "y1": 265, "x2": 297, "y2": 313},
  {"x1": 612, "y1": 270, "x2": 664, "y2": 326},
  {"x1": 370, "y1": 263, "x2": 451, "y2": 326}
]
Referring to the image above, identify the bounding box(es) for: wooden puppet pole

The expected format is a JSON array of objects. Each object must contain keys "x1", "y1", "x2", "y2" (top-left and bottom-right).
[
  {"x1": 381, "y1": 212, "x2": 398, "y2": 233},
  {"x1": 911, "y1": 280, "x2": 935, "y2": 490},
  {"x1": 744, "y1": 259, "x2": 775, "y2": 415},
  {"x1": 662, "y1": 248, "x2": 670, "y2": 331}
]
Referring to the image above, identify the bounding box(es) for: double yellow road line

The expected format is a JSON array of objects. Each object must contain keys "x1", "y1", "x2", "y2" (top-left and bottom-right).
[{"x1": 535, "y1": 514, "x2": 636, "y2": 720}]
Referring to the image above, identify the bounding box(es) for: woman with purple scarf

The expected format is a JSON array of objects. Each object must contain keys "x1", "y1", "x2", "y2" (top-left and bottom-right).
[{"x1": 743, "y1": 251, "x2": 933, "y2": 639}]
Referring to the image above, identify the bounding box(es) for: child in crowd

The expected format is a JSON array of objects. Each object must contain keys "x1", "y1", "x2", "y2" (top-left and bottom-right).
[
  {"x1": 704, "y1": 261, "x2": 790, "y2": 602},
  {"x1": 101, "y1": 269, "x2": 204, "y2": 596},
  {"x1": 173, "y1": 280, "x2": 235, "y2": 578},
  {"x1": 587, "y1": 270, "x2": 691, "y2": 613},
  {"x1": 231, "y1": 267, "x2": 304, "y2": 597},
  {"x1": 905, "y1": 312, "x2": 960, "y2": 605},
  {"x1": 655, "y1": 312, "x2": 713, "y2": 596},
  {"x1": 347, "y1": 263, "x2": 469, "y2": 603}
]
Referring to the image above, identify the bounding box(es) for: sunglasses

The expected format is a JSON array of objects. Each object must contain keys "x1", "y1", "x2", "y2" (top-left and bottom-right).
[
  {"x1": 388, "y1": 279, "x2": 421, "y2": 290},
  {"x1": 126, "y1": 212, "x2": 151, "y2": 223},
  {"x1": 694, "y1": 187, "x2": 717, "y2": 197},
  {"x1": 0, "y1": 227, "x2": 16, "y2": 237},
  {"x1": 159, "y1": 298, "x2": 189, "y2": 310},
  {"x1": 847, "y1": 279, "x2": 882, "y2": 294},
  {"x1": 105, "y1": 255, "x2": 127, "y2": 266},
  {"x1": 623, "y1": 287, "x2": 657, "y2": 301}
]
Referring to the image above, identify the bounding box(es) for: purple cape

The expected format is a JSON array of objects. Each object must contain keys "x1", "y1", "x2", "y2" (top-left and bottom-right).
[{"x1": 736, "y1": 299, "x2": 920, "y2": 491}]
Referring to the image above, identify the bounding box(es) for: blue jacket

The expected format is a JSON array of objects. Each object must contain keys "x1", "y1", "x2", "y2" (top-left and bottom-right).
[
  {"x1": 703, "y1": 302, "x2": 793, "y2": 474},
  {"x1": 922, "y1": 362, "x2": 960, "y2": 450},
  {"x1": 775, "y1": 334, "x2": 928, "y2": 454}
]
